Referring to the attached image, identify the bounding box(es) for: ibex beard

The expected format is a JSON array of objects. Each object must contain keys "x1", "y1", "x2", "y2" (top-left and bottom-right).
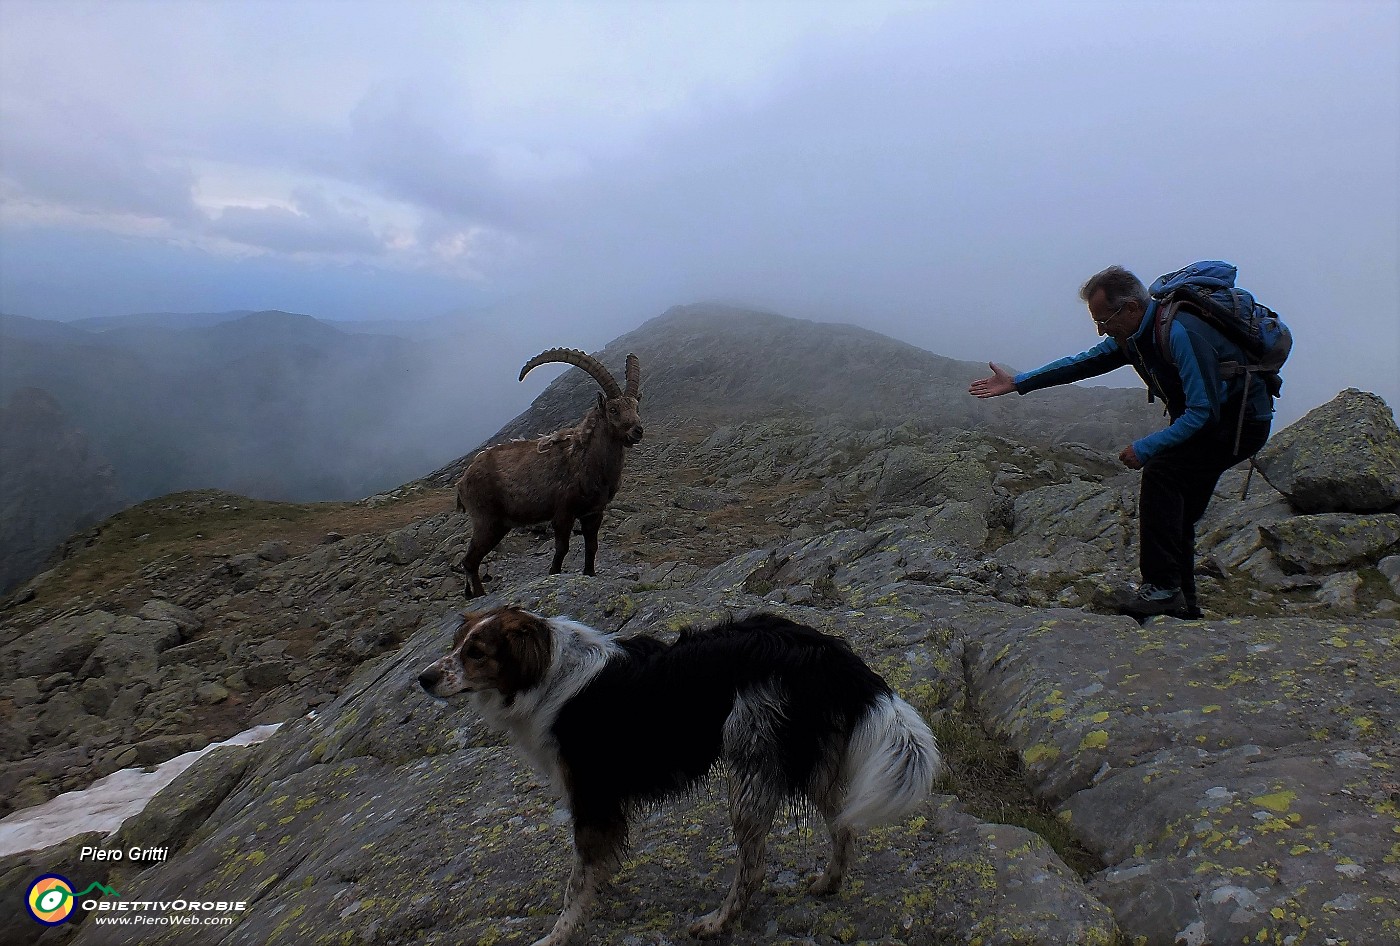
[{"x1": 418, "y1": 607, "x2": 944, "y2": 946}]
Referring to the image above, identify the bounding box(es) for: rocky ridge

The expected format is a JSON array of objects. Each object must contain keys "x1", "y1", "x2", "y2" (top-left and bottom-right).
[
  {"x1": 1, "y1": 309, "x2": 1397, "y2": 946},
  {"x1": 423, "y1": 304, "x2": 1164, "y2": 485}
]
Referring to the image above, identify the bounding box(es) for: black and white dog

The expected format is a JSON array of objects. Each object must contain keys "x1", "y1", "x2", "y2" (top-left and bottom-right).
[{"x1": 418, "y1": 607, "x2": 942, "y2": 946}]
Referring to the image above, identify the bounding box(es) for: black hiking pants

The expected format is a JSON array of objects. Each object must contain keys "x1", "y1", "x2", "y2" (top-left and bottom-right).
[{"x1": 1139, "y1": 416, "x2": 1271, "y2": 608}]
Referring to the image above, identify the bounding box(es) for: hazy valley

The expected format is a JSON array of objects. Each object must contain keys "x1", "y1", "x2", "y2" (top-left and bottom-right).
[{"x1": 0, "y1": 308, "x2": 528, "y2": 593}]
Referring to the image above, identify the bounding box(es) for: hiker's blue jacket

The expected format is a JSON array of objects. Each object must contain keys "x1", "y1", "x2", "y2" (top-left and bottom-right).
[{"x1": 1012, "y1": 305, "x2": 1274, "y2": 463}]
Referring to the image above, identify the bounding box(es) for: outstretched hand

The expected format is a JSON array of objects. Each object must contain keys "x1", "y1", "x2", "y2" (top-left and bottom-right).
[{"x1": 968, "y1": 363, "x2": 1016, "y2": 398}]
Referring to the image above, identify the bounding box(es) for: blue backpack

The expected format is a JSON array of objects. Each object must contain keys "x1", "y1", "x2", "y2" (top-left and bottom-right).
[{"x1": 1149, "y1": 260, "x2": 1292, "y2": 400}]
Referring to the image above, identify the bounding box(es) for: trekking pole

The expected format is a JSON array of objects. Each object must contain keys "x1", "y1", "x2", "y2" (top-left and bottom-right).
[
  {"x1": 1233, "y1": 368, "x2": 1251, "y2": 455},
  {"x1": 1235, "y1": 369, "x2": 1253, "y2": 500}
]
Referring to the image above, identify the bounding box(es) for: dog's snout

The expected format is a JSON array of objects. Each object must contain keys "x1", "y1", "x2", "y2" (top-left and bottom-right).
[{"x1": 418, "y1": 668, "x2": 442, "y2": 692}]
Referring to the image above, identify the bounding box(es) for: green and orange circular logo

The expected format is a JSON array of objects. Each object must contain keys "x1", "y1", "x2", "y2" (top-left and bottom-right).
[{"x1": 27, "y1": 874, "x2": 76, "y2": 925}]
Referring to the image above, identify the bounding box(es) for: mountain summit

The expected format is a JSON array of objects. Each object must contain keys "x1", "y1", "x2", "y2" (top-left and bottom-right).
[{"x1": 427, "y1": 303, "x2": 1157, "y2": 486}]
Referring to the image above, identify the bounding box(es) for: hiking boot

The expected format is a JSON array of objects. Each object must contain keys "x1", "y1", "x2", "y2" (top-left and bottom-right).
[
  {"x1": 1175, "y1": 600, "x2": 1205, "y2": 620},
  {"x1": 1112, "y1": 583, "x2": 1188, "y2": 620}
]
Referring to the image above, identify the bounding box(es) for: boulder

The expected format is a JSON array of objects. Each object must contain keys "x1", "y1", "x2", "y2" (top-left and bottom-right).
[
  {"x1": 1260, "y1": 512, "x2": 1400, "y2": 572},
  {"x1": 1316, "y1": 570, "x2": 1363, "y2": 610},
  {"x1": 130, "y1": 733, "x2": 207, "y2": 766},
  {"x1": 863, "y1": 441, "x2": 996, "y2": 512},
  {"x1": 195, "y1": 681, "x2": 230, "y2": 704},
  {"x1": 1254, "y1": 388, "x2": 1400, "y2": 513},
  {"x1": 76, "y1": 616, "x2": 183, "y2": 681},
  {"x1": 244, "y1": 659, "x2": 291, "y2": 688},
  {"x1": 1380, "y1": 555, "x2": 1400, "y2": 595},
  {"x1": 381, "y1": 527, "x2": 423, "y2": 565},
  {"x1": 256, "y1": 540, "x2": 290, "y2": 562},
  {"x1": 32, "y1": 688, "x2": 93, "y2": 741},
  {"x1": 137, "y1": 599, "x2": 203, "y2": 633},
  {"x1": 9, "y1": 610, "x2": 117, "y2": 679}
]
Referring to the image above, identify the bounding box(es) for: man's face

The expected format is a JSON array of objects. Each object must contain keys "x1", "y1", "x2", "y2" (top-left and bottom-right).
[{"x1": 1087, "y1": 289, "x2": 1141, "y2": 339}]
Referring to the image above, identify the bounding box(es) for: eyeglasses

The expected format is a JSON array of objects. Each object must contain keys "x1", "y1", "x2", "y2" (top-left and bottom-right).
[{"x1": 1093, "y1": 301, "x2": 1132, "y2": 327}]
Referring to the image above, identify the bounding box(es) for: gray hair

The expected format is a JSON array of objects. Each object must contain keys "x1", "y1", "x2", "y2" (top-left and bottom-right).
[{"x1": 1079, "y1": 266, "x2": 1149, "y2": 310}]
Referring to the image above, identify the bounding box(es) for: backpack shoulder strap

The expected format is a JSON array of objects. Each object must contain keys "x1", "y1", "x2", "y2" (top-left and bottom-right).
[{"x1": 1154, "y1": 297, "x2": 1183, "y2": 367}]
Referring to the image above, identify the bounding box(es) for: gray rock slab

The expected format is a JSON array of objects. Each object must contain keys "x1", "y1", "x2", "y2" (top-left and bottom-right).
[
  {"x1": 68, "y1": 739, "x2": 1111, "y2": 946},
  {"x1": 61, "y1": 577, "x2": 1109, "y2": 946},
  {"x1": 961, "y1": 605, "x2": 1400, "y2": 946},
  {"x1": 1073, "y1": 744, "x2": 1398, "y2": 946},
  {"x1": 1006, "y1": 479, "x2": 1133, "y2": 559},
  {"x1": 1260, "y1": 512, "x2": 1400, "y2": 571}
]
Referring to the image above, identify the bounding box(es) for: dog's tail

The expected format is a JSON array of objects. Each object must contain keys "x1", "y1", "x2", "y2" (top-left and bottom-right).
[{"x1": 836, "y1": 693, "x2": 944, "y2": 831}]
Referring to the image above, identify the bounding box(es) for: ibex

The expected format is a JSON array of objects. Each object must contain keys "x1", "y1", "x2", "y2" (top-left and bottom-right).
[{"x1": 455, "y1": 348, "x2": 643, "y2": 598}]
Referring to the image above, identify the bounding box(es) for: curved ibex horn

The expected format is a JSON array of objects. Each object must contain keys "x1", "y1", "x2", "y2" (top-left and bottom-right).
[
  {"x1": 519, "y1": 348, "x2": 623, "y2": 399},
  {"x1": 624, "y1": 353, "x2": 641, "y2": 400}
]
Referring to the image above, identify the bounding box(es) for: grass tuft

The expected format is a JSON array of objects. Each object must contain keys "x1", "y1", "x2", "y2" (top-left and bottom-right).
[{"x1": 932, "y1": 710, "x2": 1106, "y2": 879}]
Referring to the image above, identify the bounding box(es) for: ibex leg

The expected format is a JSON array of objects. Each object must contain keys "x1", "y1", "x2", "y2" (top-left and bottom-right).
[
  {"x1": 550, "y1": 514, "x2": 575, "y2": 574},
  {"x1": 463, "y1": 520, "x2": 507, "y2": 598},
  {"x1": 580, "y1": 512, "x2": 603, "y2": 575}
]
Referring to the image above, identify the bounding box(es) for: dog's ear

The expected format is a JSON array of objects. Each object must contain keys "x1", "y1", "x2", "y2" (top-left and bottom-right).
[{"x1": 496, "y1": 610, "x2": 551, "y2": 702}]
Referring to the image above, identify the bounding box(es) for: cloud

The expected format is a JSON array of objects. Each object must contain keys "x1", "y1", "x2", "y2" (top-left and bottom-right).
[
  {"x1": 466, "y1": 3, "x2": 1400, "y2": 425},
  {"x1": 203, "y1": 187, "x2": 386, "y2": 257},
  {"x1": 0, "y1": 99, "x2": 198, "y2": 224},
  {"x1": 0, "y1": 1, "x2": 1395, "y2": 424},
  {"x1": 345, "y1": 84, "x2": 515, "y2": 227}
]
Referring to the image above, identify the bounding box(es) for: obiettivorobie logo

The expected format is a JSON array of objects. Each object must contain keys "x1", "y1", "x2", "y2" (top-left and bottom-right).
[
  {"x1": 26, "y1": 874, "x2": 120, "y2": 925},
  {"x1": 28, "y1": 872, "x2": 249, "y2": 929}
]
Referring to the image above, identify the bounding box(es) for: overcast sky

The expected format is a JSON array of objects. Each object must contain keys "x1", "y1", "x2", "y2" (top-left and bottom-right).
[{"x1": 1, "y1": 0, "x2": 1395, "y2": 426}]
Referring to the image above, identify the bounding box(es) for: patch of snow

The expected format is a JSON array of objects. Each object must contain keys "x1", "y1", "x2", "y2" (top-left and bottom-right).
[{"x1": 0, "y1": 723, "x2": 280, "y2": 857}]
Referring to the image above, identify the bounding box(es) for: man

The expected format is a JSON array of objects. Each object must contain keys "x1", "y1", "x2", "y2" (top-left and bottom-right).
[{"x1": 969, "y1": 265, "x2": 1273, "y2": 620}]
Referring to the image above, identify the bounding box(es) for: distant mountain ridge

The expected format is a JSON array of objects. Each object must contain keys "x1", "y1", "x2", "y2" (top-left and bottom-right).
[
  {"x1": 0, "y1": 308, "x2": 480, "y2": 592},
  {"x1": 58, "y1": 308, "x2": 478, "y2": 341},
  {"x1": 0, "y1": 313, "x2": 99, "y2": 343},
  {"x1": 0, "y1": 308, "x2": 446, "y2": 495},
  {"x1": 68, "y1": 309, "x2": 298, "y2": 332}
]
